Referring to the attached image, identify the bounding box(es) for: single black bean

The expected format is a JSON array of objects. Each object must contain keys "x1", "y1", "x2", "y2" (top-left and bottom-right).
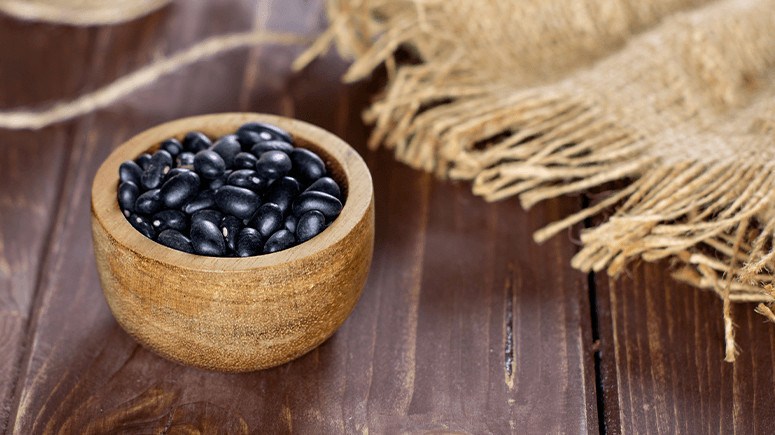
[
  {"x1": 207, "y1": 170, "x2": 231, "y2": 191},
  {"x1": 151, "y1": 209, "x2": 188, "y2": 232},
  {"x1": 215, "y1": 185, "x2": 260, "y2": 220},
  {"x1": 296, "y1": 210, "x2": 326, "y2": 243},
  {"x1": 233, "y1": 152, "x2": 258, "y2": 169},
  {"x1": 176, "y1": 151, "x2": 195, "y2": 167},
  {"x1": 190, "y1": 220, "x2": 226, "y2": 256},
  {"x1": 135, "y1": 153, "x2": 152, "y2": 170},
  {"x1": 135, "y1": 188, "x2": 162, "y2": 215},
  {"x1": 305, "y1": 176, "x2": 341, "y2": 200},
  {"x1": 264, "y1": 176, "x2": 300, "y2": 214},
  {"x1": 227, "y1": 169, "x2": 267, "y2": 192},
  {"x1": 249, "y1": 203, "x2": 284, "y2": 239},
  {"x1": 160, "y1": 170, "x2": 200, "y2": 209},
  {"x1": 290, "y1": 148, "x2": 325, "y2": 184},
  {"x1": 292, "y1": 191, "x2": 343, "y2": 221},
  {"x1": 141, "y1": 149, "x2": 173, "y2": 190},
  {"x1": 182, "y1": 131, "x2": 211, "y2": 152},
  {"x1": 263, "y1": 229, "x2": 295, "y2": 254},
  {"x1": 160, "y1": 138, "x2": 183, "y2": 157},
  {"x1": 211, "y1": 134, "x2": 241, "y2": 168},
  {"x1": 164, "y1": 167, "x2": 190, "y2": 182},
  {"x1": 157, "y1": 229, "x2": 194, "y2": 253},
  {"x1": 220, "y1": 215, "x2": 243, "y2": 252},
  {"x1": 237, "y1": 122, "x2": 293, "y2": 147},
  {"x1": 194, "y1": 149, "x2": 226, "y2": 180},
  {"x1": 119, "y1": 160, "x2": 143, "y2": 186},
  {"x1": 118, "y1": 181, "x2": 139, "y2": 216},
  {"x1": 284, "y1": 215, "x2": 297, "y2": 233},
  {"x1": 236, "y1": 227, "x2": 263, "y2": 257},
  {"x1": 255, "y1": 150, "x2": 292, "y2": 180},
  {"x1": 129, "y1": 213, "x2": 155, "y2": 239},
  {"x1": 249, "y1": 140, "x2": 294, "y2": 157},
  {"x1": 182, "y1": 190, "x2": 216, "y2": 214},
  {"x1": 192, "y1": 209, "x2": 224, "y2": 227}
]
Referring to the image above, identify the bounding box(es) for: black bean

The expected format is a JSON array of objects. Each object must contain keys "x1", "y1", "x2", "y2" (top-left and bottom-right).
[
  {"x1": 160, "y1": 138, "x2": 183, "y2": 157},
  {"x1": 255, "y1": 150, "x2": 292, "y2": 181},
  {"x1": 135, "y1": 188, "x2": 162, "y2": 215},
  {"x1": 249, "y1": 140, "x2": 294, "y2": 156},
  {"x1": 236, "y1": 227, "x2": 263, "y2": 257},
  {"x1": 176, "y1": 151, "x2": 195, "y2": 167},
  {"x1": 292, "y1": 191, "x2": 343, "y2": 221},
  {"x1": 192, "y1": 209, "x2": 224, "y2": 227},
  {"x1": 164, "y1": 167, "x2": 191, "y2": 183},
  {"x1": 227, "y1": 169, "x2": 267, "y2": 192},
  {"x1": 249, "y1": 203, "x2": 284, "y2": 239},
  {"x1": 190, "y1": 220, "x2": 226, "y2": 256},
  {"x1": 305, "y1": 176, "x2": 341, "y2": 200},
  {"x1": 118, "y1": 181, "x2": 139, "y2": 216},
  {"x1": 160, "y1": 170, "x2": 200, "y2": 209},
  {"x1": 129, "y1": 213, "x2": 155, "y2": 239},
  {"x1": 194, "y1": 149, "x2": 226, "y2": 180},
  {"x1": 182, "y1": 190, "x2": 216, "y2": 214},
  {"x1": 119, "y1": 161, "x2": 143, "y2": 186},
  {"x1": 264, "y1": 176, "x2": 300, "y2": 215},
  {"x1": 157, "y1": 229, "x2": 194, "y2": 253},
  {"x1": 215, "y1": 185, "x2": 260, "y2": 220},
  {"x1": 135, "y1": 153, "x2": 152, "y2": 170},
  {"x1": 182, "y1": 131, "x2": 211, "y2": 153},
  {"x1": 290, "y1": 148, "x2": 325, "y2": 184},
  {"x1": 151, "y1": 209, "x2": 188, "y2": 232},
  {"x1": 141, "y1": 150, "x2": 173, "y2": 190},
  {"x1": 263, "y1": 229, "x2": 295, "y2": 254},
  {"x1": 237, "y1": 122, "x2": 293, "y2": 147},
  {"x1": 284, "y1": 215, "x2": 297, "y2": 233},
  {"x1": 233, "y1": 152, "x2": 258, "y2": 170},
  {"x1": 296, "y1": 210, "x2": 326, "y2": 243},
  {"x1": 220, "y1": 215, "x2": 243, "y2": 252},
  {"x1": 211, "y1": 134, "x2": 241, "y2": 168}
]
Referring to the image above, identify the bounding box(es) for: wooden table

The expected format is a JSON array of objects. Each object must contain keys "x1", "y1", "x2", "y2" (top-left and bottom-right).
[{"x1": 1, "y1": 1, "x2": 773, "y2": 433}]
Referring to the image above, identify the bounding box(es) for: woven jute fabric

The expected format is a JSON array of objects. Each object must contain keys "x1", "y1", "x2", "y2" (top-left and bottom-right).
[{"x1": 296, "y1": 0, "x2": 775, "y2": 360}]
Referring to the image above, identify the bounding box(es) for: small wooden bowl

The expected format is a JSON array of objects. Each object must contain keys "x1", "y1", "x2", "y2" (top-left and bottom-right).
[{"x1": 91, "y1": 113, "x2": 374, "y2": 372}]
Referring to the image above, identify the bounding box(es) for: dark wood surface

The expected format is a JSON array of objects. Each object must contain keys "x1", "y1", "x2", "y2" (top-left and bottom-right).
[{"x1": 0, "y1": 1, "x2": 772, "y2": 433}]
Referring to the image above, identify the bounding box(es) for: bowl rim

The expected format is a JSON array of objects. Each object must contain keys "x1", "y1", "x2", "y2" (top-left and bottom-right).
[{"x1": 91, "y1": 112, "x2": 373, "y2": 271}]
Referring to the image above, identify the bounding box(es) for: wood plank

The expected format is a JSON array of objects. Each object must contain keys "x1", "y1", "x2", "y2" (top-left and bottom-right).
[
  {"x1": 7, "y1": 1, "x2": 599, "y2": 432},
  {"x1": 595, "y1": 261, "x2": 775, "y2": 433}
]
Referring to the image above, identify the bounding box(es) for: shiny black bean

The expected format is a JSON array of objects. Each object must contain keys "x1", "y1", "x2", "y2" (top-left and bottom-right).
[
  {"x1": 207, "y1": 170, "x2": 230, "y2": 191},
  {"x1": 264, "y1": 176, "x2": 300, "y2": 214},
  {"x1": 129, "y1": 213, "x2": 155, "y2": 239},
  {"x1": 192, "y1": 209, "x2": 224, "y2": 227},
  {"x1": 119, "y1": 161, "x2": 143, "y2": 186},
  {"x1": 215, "y1": 185, "x2": 260, "y2": 220},
  {"x1": 160, "y1": 138, "x2": 183, "y2": 157},
  {"x1": 263, "y1": 229, "x2": 295, "y2": 254},
  {"x1": 249, "y1": 203, "x2": 284, "y2": 239},
  {"x1": 135, "y1": 153, "x2": 152, "y2": 170},
  {"x1": 182, "y1": 131, "x2": 211, "y2": 152},
  {"x1": 227, "y1": 169, "x2": 267, "y2": 192},
  {"x1": 157, "y1": 229, "x2": 194, "y2": 253},
  {"x1": 237, "y1": 122, "x2": 293, "y2": 147},
  {"x1": 233, "y1": 152, "x2": 258, "y2": 169},
  {"x1": 292, "y1": 191, "x2": 343, "y2": 221},
  {"x1": 305, "y1": 176, "x2": 341, "y2": 200},
  {"x1": 249, "y1": 140, "x2": 294, "y2": 157},
  {"x1": 284, "y1": 215, "x2": 297, "y2": 233},
  {"x1": 194, "y1": 149, "x2": 226, "y2": 180},
  {"x1": 151, "y1": 209, "x2": 188, "y2": 232},
  {"x1": 236, "y1": 227, "x2": 263, "y2": 257},
  {"x1": 140, "y1": 150, "x2": 173, "y2": 190},
  {"x1": 164, "y1": 167, "x2": 190, "y2": 182},
  {"x1": 176, "y1": 151, "x2": 195, "y2": 167},
  {"x1": 118, "y1": 181, "x2": 139, "y2": 216},
  {"x1": 182, "y1": 190, "x2": 216, "y2": 214},
  {"x1": 190, "y1": 220, "x2": 226, "y2": 256},
  {"x1": 160, "y1": 170, "x2": 200, "y2": 209},
  {"x1": 296, "y1": 210, "x2": 326, "y2": 243},
  {"x1": 135, "y1": 188, "x2": 162, "y2": 215},
  {"x1": 211, "y1": 134, "x2": 241, "y2": 168},
  {"x1": 220, "y1": 215, "x2": 243, "y2": 252},
  {"x1": 255, "y1": 150, "x2": 292, "y2": 180},
  {"x1": 290, "y1": 148, "x2": 325, "y2": 184}
]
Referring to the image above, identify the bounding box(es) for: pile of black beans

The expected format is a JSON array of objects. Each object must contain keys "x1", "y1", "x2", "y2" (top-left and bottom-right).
[{"x1": 117, "y1": 122, "x2": 343, "y2": 257}]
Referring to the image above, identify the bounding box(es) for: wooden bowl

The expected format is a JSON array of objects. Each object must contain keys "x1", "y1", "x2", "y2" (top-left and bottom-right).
[{"x1": 91, "y1": 113, "x2": 374, "y2": 372}]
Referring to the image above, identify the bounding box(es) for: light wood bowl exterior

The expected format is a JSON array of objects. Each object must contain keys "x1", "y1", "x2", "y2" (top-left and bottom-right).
[{"x1": 91, "y1": 113, "x2": 374, "y2": 372}]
